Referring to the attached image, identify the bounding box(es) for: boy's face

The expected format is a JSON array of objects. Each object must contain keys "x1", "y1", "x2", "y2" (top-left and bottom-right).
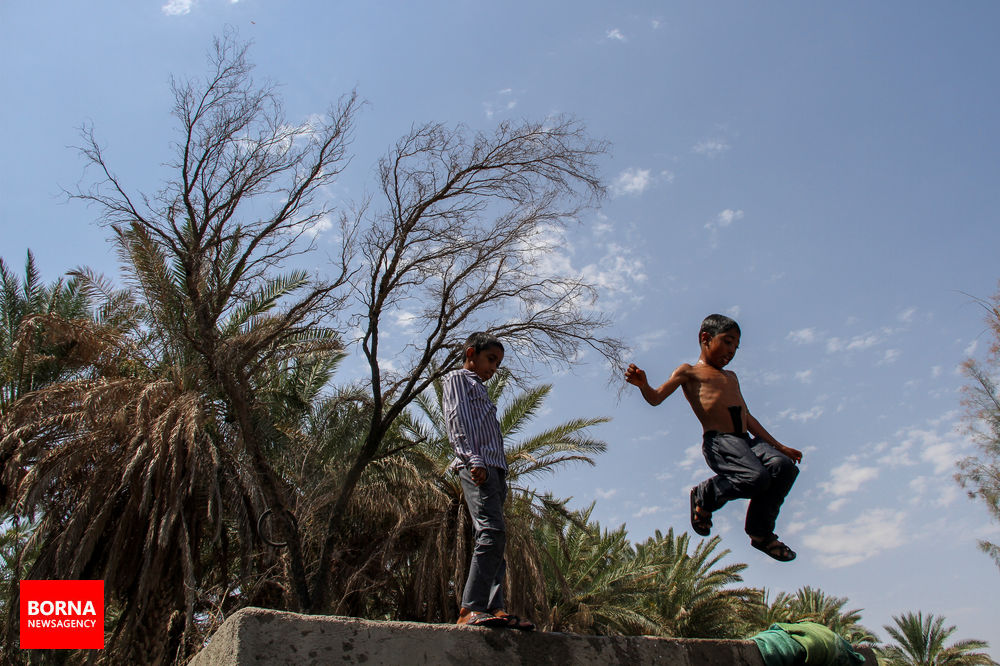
[
  {"x1": 701, "y1": 329, "x2": 740, "y2": 369},
  {"x1": 464, "y1": 345, "x2": 504, "y2": 381}
]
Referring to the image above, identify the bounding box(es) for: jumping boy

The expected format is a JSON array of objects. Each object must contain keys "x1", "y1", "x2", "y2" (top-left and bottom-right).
[
  {"x1": 443, "y1": 332, "x2": 535, "y2": 630},
  {"x1": 625, "y1": 314, "x2": 803, "y2": 562}
]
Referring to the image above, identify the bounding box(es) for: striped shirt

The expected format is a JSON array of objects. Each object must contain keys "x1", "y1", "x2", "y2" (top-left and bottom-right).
[{"x1": 442, "y1": 368, "x2": 507, "y2": 471}]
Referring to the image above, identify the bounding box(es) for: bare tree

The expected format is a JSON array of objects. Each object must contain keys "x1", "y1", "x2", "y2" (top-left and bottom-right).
[
  {"x1": 957, "y1": 285, "x2": 1000, "y2": 572},
  {"x1": 76, "y1": 32, "x2": 360, "y2": 613},
  {"x1": 308, "y1": 117, "x2": 626, "y2": 611},
  {"x1": 4, "y1": 31, "x2": 626, "y2": 645},
  {"x1": 0, "y1": 32, "x2": 358, "y2": 659}
]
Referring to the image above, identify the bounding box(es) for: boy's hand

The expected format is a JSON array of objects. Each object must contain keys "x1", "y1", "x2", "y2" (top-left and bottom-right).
[
  {"x1": 624, "y1": 363, "x2": 647, "y2": 387},
  {"x1": 471, "y1": 467, "x2": 488, "y2": 486},
  {"x1": 779, "y1": 445, "x2": 803, "y2": 464}
]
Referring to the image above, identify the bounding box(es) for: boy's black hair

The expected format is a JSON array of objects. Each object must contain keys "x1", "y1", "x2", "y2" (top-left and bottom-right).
[
  {"x1": 464, "y1": 332, "x2": 504, "y2": 354},
  {"x1": 700, "y1": 314, "x2": 741, "y2": 340}
]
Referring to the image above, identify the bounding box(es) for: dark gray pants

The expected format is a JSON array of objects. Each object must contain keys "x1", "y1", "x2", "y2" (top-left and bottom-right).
[
  {"x1": 694, "y1": 431, "x2": 798, "y2": 538},
  {"x1": 458, "y1": 466, "x2": 507, "y2": 612}
]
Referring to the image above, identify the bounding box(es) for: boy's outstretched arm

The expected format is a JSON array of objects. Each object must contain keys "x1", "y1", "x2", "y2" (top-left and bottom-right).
[
  {"x1": 747, "y1": 412, "x2": 803, "y2": 463},
  {"x1": 625, "y1": 363, "x2": 689, "y2": 406}
]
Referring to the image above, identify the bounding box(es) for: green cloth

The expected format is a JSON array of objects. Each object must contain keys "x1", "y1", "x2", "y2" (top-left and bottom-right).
[
  {"x1": 752, "y1": 625, "x2": 806, "y2": 666},
  {"x1": 751, "y1": 622, "x2": 866, "y2": 666}
]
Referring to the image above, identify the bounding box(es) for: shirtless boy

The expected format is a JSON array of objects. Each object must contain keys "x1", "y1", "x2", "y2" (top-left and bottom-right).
[{"x1": 625, "y1": 314, "x2": 803, "y2": 562}]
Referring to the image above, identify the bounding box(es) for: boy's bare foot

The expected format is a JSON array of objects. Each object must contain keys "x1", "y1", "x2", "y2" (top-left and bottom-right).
[
  {"x1": 750, "y1": 534, "x2": 796, "y2": 562},
  {"x1": 689, "y1": 488, "x2": 712, "y2": 536}
]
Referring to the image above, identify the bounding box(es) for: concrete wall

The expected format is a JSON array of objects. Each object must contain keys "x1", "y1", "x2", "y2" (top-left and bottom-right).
[{"x1": 189, "y1": 607, "x2": 878, "y2": 666}]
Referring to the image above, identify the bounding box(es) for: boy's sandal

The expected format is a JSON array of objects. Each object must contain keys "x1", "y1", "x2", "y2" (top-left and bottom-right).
[
  {"x1": 751, "y1": 535, "x2": 796, "y2": 562},
  {"x1": 460, "y1": 610, "x2": 506, "y2": 628},
  {"x1": 493, "y1": 611, "x2": 535, "y2": 631},
  {"x1": 689, "y1": 488, "x2": 712, "y2": 537}
]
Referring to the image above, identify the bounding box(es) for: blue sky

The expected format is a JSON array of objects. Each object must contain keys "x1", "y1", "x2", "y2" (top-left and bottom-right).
[{"x1": 3, "y1": 0, "x2": 999, "y2": 652}]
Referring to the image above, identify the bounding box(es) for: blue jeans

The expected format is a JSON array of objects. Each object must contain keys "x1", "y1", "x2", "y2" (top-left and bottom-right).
[
  {"x1": 458, "y1": 466, "x2": 507, "y2": 612},
  {"x1": 694, "y1": 431, "x2": 798, "y2": 538}
]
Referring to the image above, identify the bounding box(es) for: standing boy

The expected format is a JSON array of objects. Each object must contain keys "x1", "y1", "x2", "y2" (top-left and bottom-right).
[
  {"x1": 625, "y1": 314, "x2": 803, "y2": 562},
  {"x1": 443, "y1": 332, "x2": 535, "y2": 630}
]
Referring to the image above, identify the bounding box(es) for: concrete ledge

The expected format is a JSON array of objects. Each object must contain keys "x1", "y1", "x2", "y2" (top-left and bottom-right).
[{"x1": 190, "y1": 607, "x2": 878, "y2": 665}]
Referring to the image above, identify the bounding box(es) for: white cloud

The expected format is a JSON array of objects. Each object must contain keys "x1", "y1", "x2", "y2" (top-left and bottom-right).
[
  {"x1": 612, "y1": 168, "x2": 652, "y2": 196},
  {"x1": 393, "y1": 310, "x2": 419, "y2": 332},
  {"x1": 877, "y1": 420, "x2": 968, "y2": 475},
  {"x1": 898, "y1": 307, "x2": 917, "y2": 323},
  {"x1": 377, "y1": 358, "x2": 400, "y2": 375},
  {"x1": 579, "y1": 243, "x2": 648, "y2": 296},
  {"x1": 634, "y1": 505, "x2": 663, "y2": 517},
  {"x1": 802, "y1": 509, "x2": 907, "y2": 568},
  {"x1": 826, "y1": 332, "x2": 882, "y2": 353},
  {"x1": 778, "y1": 406, "x2": 824, "y2": 423},
  {"x1": 877, "y1": 439, "x2": 917, "y2": 467},
  {"x1": 928, "y1": 409, "x2": 960, "y2": 428},
  {"x1": 693, "y1": 138, "x2": 731, "y2": 157},
  {"x1": 819, "y1": 459, "x2": 879, "y2": 496},
  {"x1": 521, "y1": 226, "x2": 647, "y2": 311},
  {"x1": 878, "y1": 349, "x2": 901, "y2": 365},
  {"x1": 909, "y1": 475, "x2": 960, "y2": 507},
  {"x1": 483, "y1": 88, "x2": 519, "y2": 119},
  {"x1": 606, "y1": 28, "x2": 627, "y2": 42},
  {"x1": 758, "y1": 371, "x2": 782, "y2": 385},
  {"x1": 638, "y1": 428, "x2": 672, "y2": 443},
  {"x1": 713, "y1": 209, "x2": 743, "y2": 228},
  {"x1": 704, "y1": 209, "x2": 744, "y2": 247},
  {"x1": 678, "y1": 442, "x2": 703, "y2": 470},
  {"x1": 595, "y1": 488, "x2": 618, "y2": 500},
  {"x1": 162, "y1": 0, "x2": 194, "y2": 15},
  {"x1": 846, "y1": 335, "x2": 880, "y2": 350},
  {"x1": 635, "y1": 329, "x2": 668, "y2": 352},
  {"x1": 964, "y1": 340, "x2": 978, "y2": 356},
  {"x1": 827, "y1": 498, "x2": 848, "y2": 512},
  {"x1": 288, "y1": 212, "x2": 334, "y2": 239},
  {"x1": 921, "y1": 440, "x2": 960, "y2": 475},
  {"x1": 592, "y1": 214, "x2": 613, "y2": 236},
  {"x1": 795, "y1": 369, "x2": 814, "y2": 383},
  {"x1": 787, "y1": 328, "x2": 818, "y2": 344}
]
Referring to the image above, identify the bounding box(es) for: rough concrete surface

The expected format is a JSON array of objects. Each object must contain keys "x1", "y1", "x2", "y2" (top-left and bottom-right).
[{"x1": 189, "y1": 607, "x2": 878, "y2": 665}]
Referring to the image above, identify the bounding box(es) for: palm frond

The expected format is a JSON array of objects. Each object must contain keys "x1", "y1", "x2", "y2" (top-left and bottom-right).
[{"x1": 222, "y1": 270, "x2": 310, "y2": 336}]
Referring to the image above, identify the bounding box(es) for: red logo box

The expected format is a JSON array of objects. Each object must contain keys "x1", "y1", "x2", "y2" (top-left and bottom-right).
[{"x1": 20, "y1": 580, "x2": 104, "y2": 650}]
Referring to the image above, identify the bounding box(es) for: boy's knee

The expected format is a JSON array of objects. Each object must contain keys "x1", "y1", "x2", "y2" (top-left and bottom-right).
[
  {"x1": 477, "y1": 526, "x2": 506, "y2": 550},
  {"x1": 774, "y1": 456, "x2": 799, "y2": 482}
]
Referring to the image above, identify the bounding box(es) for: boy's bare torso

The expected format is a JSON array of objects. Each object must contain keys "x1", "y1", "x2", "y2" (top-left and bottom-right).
[{"x1": 679, "y1": 361, "x2": 748, "y2": 434}]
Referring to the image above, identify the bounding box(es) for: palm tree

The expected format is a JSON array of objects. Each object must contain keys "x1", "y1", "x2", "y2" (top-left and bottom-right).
[
  {"x1": 0, "y1": 35, "x2": 358, "y2": 660},
  {"x1": 0, "y1": 262, "x2": 345, "y2": 662},
  {"x1": 880, "y1": 611, "x2": 996, "y2": 665},
  {"x1": 0, "y1": 250, "x2": 91, "y2": 647},
  {"x1": 0, "y1": 250, "x2": 90, "y2": 414},
  {"x1": 0, "y1": 514, "x2": 40, "y2": 620},
  {"x1": 637, "y1": 529, "x2": 756, "y2": 639},
  {"x1": 537, "y1": 505, "x2": 661, "y2": 635},
  {"x1": 783, "y1": 586, "x2": 878, "y2": 645},
  {"x1": 744, "y1": 586, "x2": 878, "y2": 645}
]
